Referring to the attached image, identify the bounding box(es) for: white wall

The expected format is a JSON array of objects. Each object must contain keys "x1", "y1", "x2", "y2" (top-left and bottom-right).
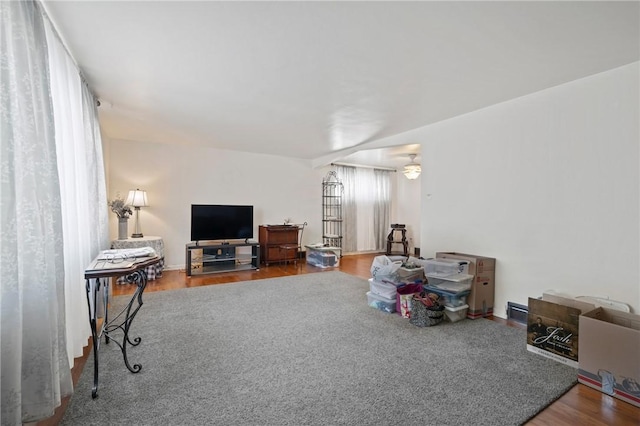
[
  {"x1": 104, "y1": 62, "x2": 638, "y2": 317},
  {"x1": 106, "y1": 140, "x2": 332, "y2": 269},
  {"x1": 417, "y1": 63, "x2": 639, "y2": 317},
  {"x1": 394, "y1": 172, "x2": 422, "y2": 254}
]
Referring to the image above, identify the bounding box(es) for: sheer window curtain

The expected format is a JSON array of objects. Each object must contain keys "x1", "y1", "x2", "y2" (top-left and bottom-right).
[
  {"x1": 336, "y1": 166, "x2": 392, "y2": 253},
  {"x1": 338, "y1": 166, "x2": 358, "y2": 253},
  {"x1": 44, "y1": 17, "x2": 109, "y2": 364},
  {"x1": 1, "y1": 1, "x2": 109, "y2": 423},
  {"x1": 1, "y1": 1, "x2": 72, "y2": 423},
  {"x1": 373, "y1": 169, "x2": 391, "y2": 248}
]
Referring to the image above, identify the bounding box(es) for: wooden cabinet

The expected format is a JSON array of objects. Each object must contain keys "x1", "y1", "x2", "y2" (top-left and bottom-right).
[{"x1": 259, "y1": 225, "x2": 299, "y2": 265}]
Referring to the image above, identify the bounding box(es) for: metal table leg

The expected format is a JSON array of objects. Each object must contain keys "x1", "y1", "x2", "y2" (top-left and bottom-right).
[{"x1": 84, "y1": 268, "x2": 149, "y2": 398}]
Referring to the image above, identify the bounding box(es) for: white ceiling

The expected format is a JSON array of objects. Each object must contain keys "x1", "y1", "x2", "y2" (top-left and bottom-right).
[{"x1": 43, "y1": 1, "x2": 639, "y2": 169}]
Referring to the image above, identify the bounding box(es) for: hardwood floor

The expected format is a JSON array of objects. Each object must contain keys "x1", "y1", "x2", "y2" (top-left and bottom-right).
[{"x1": 40, "y1": 253, "x2": 639, "y2": 425}]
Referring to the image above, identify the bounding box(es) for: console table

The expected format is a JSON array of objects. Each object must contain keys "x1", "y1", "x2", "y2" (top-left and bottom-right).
[
  {"x1": 111, "y1": 236, "x2": 164, "y2": 282},
  {"x1": 84, "y1": 252, "x2": 160, "y2": 398}
]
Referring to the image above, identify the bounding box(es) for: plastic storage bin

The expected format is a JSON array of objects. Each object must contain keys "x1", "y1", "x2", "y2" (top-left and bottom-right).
[
  {"x1": 307, "y1": 251, "x2": 338, "y2": 268},
  {"x1": 423, "y1": 258, "x2": 469, "y2": 276},
  {"x1": 369, "y1": 278, "x2": 398, "y2": 300},
  {"x1": 366, "y1": 291, "x2": 396, "y2": 313},
  {"x1": 422, "y1": 286, "x2": 470, "y2": 308},
  {"x1": 444, "y1": 304, "x2": 469, "y2": 322},
  {"x1": 425, "y1": 273, "x2": 473, "y2": 292},
  {"x1": 396, "y1": 266, "x2": 425, "y2": 283}
]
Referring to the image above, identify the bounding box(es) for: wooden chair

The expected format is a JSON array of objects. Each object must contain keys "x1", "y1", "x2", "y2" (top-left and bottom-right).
[{"x1": 280, "y1": 222, "x2": 307, "y2": 266}]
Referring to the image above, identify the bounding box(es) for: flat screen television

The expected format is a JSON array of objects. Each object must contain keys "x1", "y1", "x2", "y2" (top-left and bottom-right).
[{"x1": 190, "y1": 204, "x2": 253, "y2": 242}]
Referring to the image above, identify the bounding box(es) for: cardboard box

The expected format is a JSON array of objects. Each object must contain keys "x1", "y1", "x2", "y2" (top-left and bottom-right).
[
  {"x1": 466, "y1": 275, "x2": 494, "y2": 319},
  {"x1": 436, "y1": 252, "x2": 495, "y2": 319},
  {"x1": 578, "y1": 307, "x2": 640, "y2": 407},
  {"x1": 526, "y1": 294, "x2": 596, "y2": 368},
  {"x1": 437, "y1": 252, "x2": 495, "y2": 274}
]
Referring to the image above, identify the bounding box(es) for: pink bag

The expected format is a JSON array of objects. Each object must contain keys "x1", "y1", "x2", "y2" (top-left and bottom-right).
[{"x1": 396, "y1": 283, "x2": 423, "y2": 318}]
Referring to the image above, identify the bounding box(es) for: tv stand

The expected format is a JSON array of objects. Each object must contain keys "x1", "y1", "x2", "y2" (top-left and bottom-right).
[{"x1": 185, "y1": 241, "x2": 260, "y2": 276}]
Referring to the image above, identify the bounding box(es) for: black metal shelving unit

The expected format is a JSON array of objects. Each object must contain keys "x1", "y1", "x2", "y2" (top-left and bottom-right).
[{"x1": 322, "y1": 171, "x2": 344, "y2": 257}]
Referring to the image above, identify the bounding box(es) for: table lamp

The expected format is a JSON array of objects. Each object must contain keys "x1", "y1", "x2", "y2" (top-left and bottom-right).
[{"x1": 125, "y1": 189, "x2": 148, "y2": 238}]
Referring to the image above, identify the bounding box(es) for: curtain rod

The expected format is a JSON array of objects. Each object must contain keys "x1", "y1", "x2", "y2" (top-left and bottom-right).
[
  {"x1": 37, "y1": 0, "x2": 99, "y2": 103},
  {"x1": 331, "y1": 162, "x2": 397, "y2": 172}
]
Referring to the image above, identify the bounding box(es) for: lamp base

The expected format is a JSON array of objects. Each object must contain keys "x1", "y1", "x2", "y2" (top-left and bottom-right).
[{"x1": 131, "y1": 233, "x2": 144, "y2": 238}]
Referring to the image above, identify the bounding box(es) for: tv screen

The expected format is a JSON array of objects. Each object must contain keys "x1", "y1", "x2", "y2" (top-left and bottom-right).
[{"x1": 191, "y1": 204, "x2": 253, "y2": 242}]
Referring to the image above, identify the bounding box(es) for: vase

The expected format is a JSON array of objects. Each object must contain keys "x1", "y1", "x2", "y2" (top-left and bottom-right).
[{"x1": 118, "y1": 218, "x2": 129, "y2": 240}]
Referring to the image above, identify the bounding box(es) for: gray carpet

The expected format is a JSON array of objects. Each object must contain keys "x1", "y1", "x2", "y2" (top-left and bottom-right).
[{"x1": 62, "y1": 271, "x2": 576, "y2": 425}]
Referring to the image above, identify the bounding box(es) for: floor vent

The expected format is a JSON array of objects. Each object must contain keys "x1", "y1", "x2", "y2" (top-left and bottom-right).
[{"x1": 507, "y1": 302, "x2": 528, "y2": 324}]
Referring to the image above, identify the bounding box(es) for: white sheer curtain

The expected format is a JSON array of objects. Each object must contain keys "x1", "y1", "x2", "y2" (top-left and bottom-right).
[
  {"x1": 373, "y1": 169, "x2": 391, "y2": 248},
  {"x1": 1, "y1": 1, "x2": 109, "y2": 423},
  {"x1": 336, "y1": 166, "x2": 392, "y2": 253},
  {"x1": 44, "y1": 18, "x2": 109, "y2": 364},
  {"x1": 0, "y1": 1, "x2": 72, "y2": 423},
  {"x1": 338, "y1": 166, "x2": 358, "y2": 253}
]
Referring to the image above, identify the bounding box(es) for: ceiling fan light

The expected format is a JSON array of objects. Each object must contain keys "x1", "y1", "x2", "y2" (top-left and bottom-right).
[
  {"x1": 403, "y1": 165, "x2": 421, "y2": 180},
  {"x1": 403, "y1": 154, "x2": 421, "y2": 180}
]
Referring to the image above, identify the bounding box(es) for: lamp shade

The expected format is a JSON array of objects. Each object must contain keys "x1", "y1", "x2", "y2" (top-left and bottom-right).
[
  {"x1": 125, "y1": 189, "x2": 148, "y2": 207},
  {"x1": 403, "y1": 154, "x2": 421, "y2": 180}
]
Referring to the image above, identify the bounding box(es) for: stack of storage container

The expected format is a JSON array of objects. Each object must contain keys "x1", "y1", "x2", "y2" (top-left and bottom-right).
[
  {"x1": 366, "y1": 278, "x2": 398, "y2": 313},
  {"x1": 423, "y1": 258, "x2": 472, "y2": 322},
  {"x1": 366, "y1": 256, "x2": 425, "y2": 314}
]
